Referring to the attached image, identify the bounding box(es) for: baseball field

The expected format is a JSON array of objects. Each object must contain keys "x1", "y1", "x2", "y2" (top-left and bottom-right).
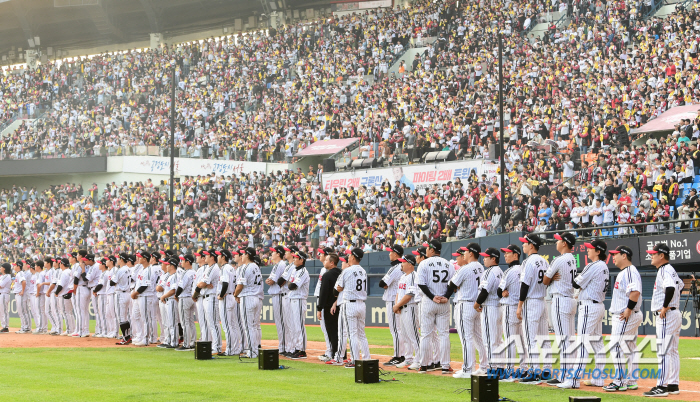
[{"x1": 2, "y1": 318, "x2": 700, "y2": 402}]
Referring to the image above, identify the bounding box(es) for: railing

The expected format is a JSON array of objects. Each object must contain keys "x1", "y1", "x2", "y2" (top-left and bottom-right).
[
  {"x1": 643, "y1": 0, "x2": 667, "y2": 19},
  {"x1": 533, "y1": 217, "x2": 700, "y2": 242}
]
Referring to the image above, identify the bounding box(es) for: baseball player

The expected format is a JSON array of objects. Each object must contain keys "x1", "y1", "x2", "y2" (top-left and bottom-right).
[
  {"x1": 92, "y1": 259, "x2": 109, "y2": 338},
  {"x1": 314, "y1": 247, "x2": 334, "y2": 362},
  {"x1": 74, "y1": 254, "x2": 98, "y2": 337},
  {"x1": 33, "y1": 261, "x2": 49, "y2": 334},
  {"x1": 129, "y1": 252, "x2": 145, "y2": 344},
  {"x1": 334, "y1": 248, "x2": 371, "y2": 368},
  {"x1": 191, "y1": 251, "x2": 206, "y2": 341},
  {"x1": 317, "y1": 253, "x2": 342, "y2": 364},
  {"x1": 267, "y1": 246, "x2": 290, "y2": 357},
  {"x1": 100, "y1": 255, "x2": 119, "y2": 338},
  {"x1": 0, "y1": 263, "x2": 11, "y2": 332},
  {"x1": 277, "y1": 245, "x2": 299, "y2": 358},
  {"x1": 115, "y1": 253, "x2": 134, "y2": 345},
  {"x1": 26, "y1": 261, "x2": 39, "y2": 334},
  {"x1": 516, "y1": 233, "x2": 553, "y2": 384},
  {"x1": 416, "y1": 239, "x2": 455, "y2": 374},
  {"x1": 13, "y1": 261, "x2": 30, "y2": 333},
  {"x1": 449, "y1": 244, "x2": 487, "y2": 378},
  {"x1": 542, "y1": 232, "x2": 578, "y2": 386},
  {"x1": 42, "y1": 258, "x2": 59, "y2": 335},
  {"x1": 330, "y1": 253, "x2": 350, "y2": 366},
  {"x1": 46, "y1": 258, "x2": 62, "y2": 335},
  {"x1": 56, "y1": 258, "x2": 76, "y2": 336},
  {"x1": 158, "y1": 257, "x2": 181, "y2": 349},
  {"x1": 560, "y1": 240, "x2": 609, "y2": 389},
  {"x1": 175, "y1": 254, "x2": 196, "y2": 351},
  {"x1": 475, "y1": 247, "x2": 504, "y2": 371},
  {"x1": 603, "y1": 245, "x2": 643, "y2": 392},
  {"x1": 149, "y1": 253, "x2": 164, "y2": 342},
  {"x1": 69, "y1": 250, "x2": 87, "y2": 335},
  {"x1": 392, "y1": 254, "x2": 422, "y2": 370},
  {"x1": 381, "y1": 243, "x2": 407, "y2": 367},
  {"x1": 498, "y1": 244, "x2": 526, "y2": 381},
  {"x1": 217, "y1": 249, "x2": 242, "y2": 356},
  {"x1": 287, "y1": 249, "x2": 311, "y2": 359},
  {"x1": 643, "y1": 243, "x2": 683, "y2": 397},
  {"x1": 132, "y1": 251, "x2": 157, "y2": 346},
  {"x1": 195, "y1": 249, "x2": 222, "y2": 355},
  {"x1": 234, "y1": 247, "x2": 264, "y2": 358}
]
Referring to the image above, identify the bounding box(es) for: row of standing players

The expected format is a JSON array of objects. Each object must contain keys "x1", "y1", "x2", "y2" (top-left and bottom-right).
[{"x1": 0, "y1": 235, "x2": 684, "y2": 397}]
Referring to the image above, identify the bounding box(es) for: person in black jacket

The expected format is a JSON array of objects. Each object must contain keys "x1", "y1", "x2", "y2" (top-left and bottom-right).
[{"x1": 317, "y1": 253, "x2": 342, "y2": 361}]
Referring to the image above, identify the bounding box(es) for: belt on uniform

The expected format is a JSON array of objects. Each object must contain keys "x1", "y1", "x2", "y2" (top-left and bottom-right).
[
  {"x1": 273, "y1": 293, "x2": 287, "y2": 297},
  {"x1": 579, "y1": 300, "x2": 600, "y2": 304},
  {"x1": 654, "y1": 307, "x2": 677, "y2": 316},
  {"x1": 202, "y1": 294, "x2": 211, "y2": 299},
  {"x1": 348, "y1": 300, "x2": 357, "y2": 303},
  {"x1": 457, "y1": 300, "x2": 475, "y2": 304},
  {"x1": 400, "y1": 304, "x2": 418, "y2": 309}
]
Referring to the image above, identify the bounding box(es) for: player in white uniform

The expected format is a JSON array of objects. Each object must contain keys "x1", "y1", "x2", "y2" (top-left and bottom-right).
[
  {"x1": 42, "y1": 258, "x2": 59, "y2": 335},
  {"x1": 603, "y1": 245, "x2": 642, "y2": 392},
  {"x1": 26, "y1": 262, "x2": 40, "y2": 334},
  {"x1": 100, "y1": 256, "x2": 119, "y2": 338},
  {"x1": 392, "y1": 254, "x2": 422, "y2": 369},
  {"x1": 234, "y1": 247, "x2": 264, "y2": 358},
  {"x1": 132, "y1": 251, "x2": 158, "y2": 346},
  {"x1": 12, "y1": 261, "x2": 29, "y2": 333},
  {"x1": 417, "y1": 239, "x2": 455, "y2": 375},
  {"x1": 56, "y1": 258, "x2": 76, "y2": 336},
  {"x1": 334, "y1": 248, "x2": 371, "y2": 368},
  {"x1": 498, "y1": 245, "x2": 526, "y2": 381},
  {"x1": 158, "y1": 258, "x2": 181, "y2": 349},
  {"x1": 192, "y1": 251, "x2": 207, "y2": 342},
  {"x1": 0, "y1": 263, "x2": 11, "y2": 332},
  {"x1": 475, "y1": 248, "x2": 504, "y2": 372},
  {"x1": 542, "y1": 232, "x2": 578, "y2": 386},
  {"x1": 287, "y1": 250, "x2": 311, "y2": 359},
  {"x1": 69, "y1": 251, "x2": 86, "y2": 336},
  {"x1": 46, "y1": 258, "x2": 63, "y2": 335},
  {"x1": 33, "y1": 260, "x2": 49, "y2": 334},
  {"x1": 115, "y1": 253, "x2": 134, "y2": 345},
  {"x1": 175, "y1": 254, "x2": 196, "y2": 351},
  {"x1": 196, "y1": 249, "x2": 222, "y2": 354},
  {"x1": 217, "y1": 249, "x2": 242, "y2": 356},
  {"x1": 643, "y1": 243, "x2": 684, "y2": 397},
  {"x1": 92, "y1": 259, "x2": 109, "y2": 338},
  {"x1": 331, "y1": 253, "x2": 350, "y2": 366},
  {"x1": 516, "y1": 233, "x2": 553, "y2": 384},
  {"x1": 129, "y1": 253, "x2": 145, "y2": 344},
  {"x1": 278, "y1": 245, "x2": 299, "y2": 358},
  {"x1": 314, "y1": 247, "x2": 334, "y2": 361},
  {"x1": 381, "y1": 244, "x2": 407, "y2": 367},
  {"x1": 267, "y1": 246, "x2": 290, "y2": 356},
  {"x1": 560, "y1": 240, "x2": 609, "y2": 389},
  {"x1": 151, "y1": 254, "x2": 166, "y2": 343},
  {"x1": 449, "y1": 244, "x2": 487, "y2": 378}
]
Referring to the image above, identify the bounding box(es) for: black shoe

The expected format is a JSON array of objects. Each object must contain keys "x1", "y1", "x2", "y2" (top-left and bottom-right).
[
  {"x1": 417, "y1": 366, "x2": 429, "y2": 374},
  {"x1": 643, "y1": 386, "x2": 669, "y2": 397},
  {"x1": 216, "y1": 352, "x2": 226, "y2": 356},
  {"x1": 428, "y1": 363, "x2": 440, "y2": 372},
  {"x1": 383, "y1": 356, "x2": 400, "y2": 366},
  {"x1": 166, "y1": 345, "x2": 178, "y2": 349},
  {"x1": 667, "y1": 384, "x2": 680, "y2": 395},
  {"x1": 175, "y1": 346, "x2": 188, "y2": 351},
  {"x1": 520, "y1": 373, "x2": 542, "y2": 385},
  {"x1": 291, "y1": 351, "x2": 307, "y2": 360},
  {"x1": 157, "y1": 344, "x2": 168, "y2": 348},
  {"x1": 399, "y1": 356, "x2": 405, "y2": 363},
  {"x1": 0, "y1": 328, "x2": 8, "y2": 333},
  {"x1": 546, "y1": 378, "x2": 561, "y2": 386}
]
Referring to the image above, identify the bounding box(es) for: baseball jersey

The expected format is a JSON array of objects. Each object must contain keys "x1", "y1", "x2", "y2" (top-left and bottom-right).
[
  {"x1": 57, "y1": 269, "x2": 72, "y2": 296},
  {"x1": 335, "y1": 270, "x2": 346, "y2": 305},
  {"x1": 313, "y1": 267, "x2": 327, "y2": 298},
  {"x1": 498, "y1": 264, "x2": 522, "y2": 305},
  {"x1": 115, "y1": 266, "x2": 131, "y2": 292},
  {"x1": 218, "y1": 264, "x2": 236, "y2": 295},
  {"x1": 178, "y1": 269, "x2": 195, "y2": 297},
  {"x1": 288, "y1": 266, "x2": 310, "y2": 299},
  {"x1": 26, "y1": 273, "x2": 37, "y2": 295},
  {"x1": 152, "y1": 265, "x2": 164, "y2": 295},
  {"x1": 397, "y1": 271, "x2": 422, "y2": 304},
  {"x1": 36, "y1": 270, "x2": 48, "y2": 295},
  {"x1": 164, "y1": 273, "x2": 179, "y2": 299},
  {"x1": 479, "y1": 265, "x2": 503, "y2": 306},
  {"x1": 450, "y1": 261, "x2": 484, "y2": 302},
  {"x1": 44, "y1": 268, "x2": 55, "y2": 294},
  {"x1": 135, "y1": 265, "x2": 157, "y2": 297},
  {"x1": 545, "y1": 253, "x2": 577, "y2": 298},
  {"x1": 52, "y1": 268, "x2": 61, "y2": 291},
  {"x1": 574, "y1": 260, "x2": 609, "y2": 303},
  {"x1": 417, "y1": 256, "x2": 456, "y2": 298},
  {"x1": 0, "y1": 273, "x2": 10, "y2": 294},
  {"x1": 520, "y1": 254, "x2": 549, "y2": 299},
  {"x1": 86, "y1": 264, "x2": 101, "y2": 288},
  {"x1": 193, "y1": 265, "x2": 206, "y2": 296},
  {"x1": 71, "y1": 263, "x2": 82, "y2": 285},
  {"x1": 130, "y1": 264, "x2": 143, "y2": 290},
  {"x1": 157, "y1": 272, "x2": 171, "y2": 296},
  {"x1": 12, "y1": 271, "x2": 26, "y2": 294},
  {"x1": 381, "y1": 262, "x2": 404, "y2": 302},
  {"x1": 337, "y1": 265, "x2": 368, "y2": 301},
  {"x1": 96, "y1": 271, "x2": 108, "y2": 295},
  {"x1": 267, "y1": 260, "x2": 288, "y2": 295},
  {"x1": 610, "y1": 265, "x2": 642, "y2": 314},
  {"x1": 236, "y1": 263, "x2": 264, "y2": 299},
  {"x1": 650, "y1": 263, "x2": 684, "y2": 311},
  {"x1": 200, "y1": 264, "x2": 221, "y2": 296},
  {"x1": 103, "y1": 268, "x2": 116, "y2": 295}
]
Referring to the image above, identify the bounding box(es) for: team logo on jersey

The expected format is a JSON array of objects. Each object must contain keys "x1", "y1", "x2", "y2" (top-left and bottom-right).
[{"x1": 615, "y1": 281, "x2": 619, "y2": 289}]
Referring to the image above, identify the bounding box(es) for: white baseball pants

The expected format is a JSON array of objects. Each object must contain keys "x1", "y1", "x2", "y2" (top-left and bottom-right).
[
  {"x1": 610, "y1": 311, "x2": 642, "y2": 387},
  {"x1": 655, "y1": 309, "x2": 681, "y2": 388},
  {"x1": 343, "y1": 300, "x2": 370, "y2": 362},
  {"x1": 454, "y1": 301, "x2": 486, "y2": 373},
  {"x1": 219, "y1": 295, "x2": 242, "y2": 355},
  {"x1": 239, "y1": 296, "x2": 262, "y2": 357},
  {"x1": 399, "y1": 304, "x2": 421, "y2": 365},
  {"x1": 178, "y1": 297, "x2": 197, "y2": 348},
  {"x1": 551, "y1": 295, "x2": 576, "y2": 382}
]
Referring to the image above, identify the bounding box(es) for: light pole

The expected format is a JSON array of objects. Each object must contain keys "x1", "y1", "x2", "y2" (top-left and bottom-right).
[{"x1": 169, "y1": 59, "x2": 176, "y2": 250}]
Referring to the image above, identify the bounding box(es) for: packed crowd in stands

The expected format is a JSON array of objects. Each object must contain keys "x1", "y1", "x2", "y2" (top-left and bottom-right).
[{"x1": 2, "y1": 0, "x2": 700, "y2": 263}]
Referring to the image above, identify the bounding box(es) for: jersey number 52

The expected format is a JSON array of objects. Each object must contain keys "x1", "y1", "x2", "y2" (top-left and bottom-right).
[{"x1": 432, "y1": 270, "x2": 449, "y2": 283}]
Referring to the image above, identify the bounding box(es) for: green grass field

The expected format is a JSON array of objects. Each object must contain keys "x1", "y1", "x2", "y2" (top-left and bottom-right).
[{"x1": 4, "y1": 317, "x2": 700, "y2": 401}]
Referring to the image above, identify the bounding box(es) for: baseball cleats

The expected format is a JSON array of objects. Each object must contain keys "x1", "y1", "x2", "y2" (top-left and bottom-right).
[
  {"x1": 556, "y1": 382, "x2": 578, "y2": 389},
  {"x1": 332, "y1": 360, "x2": 348, "y2": 366},
  {"x1": 157, "y1": 344, "x2": 169, "y2": 348},
  {"x1": 116, "y1": 339, "x2": 132, "y2": 345},
  {"x1": 472, "y1": 368, "x2": 487, "y2": 376},
  {"x1": 16, "y1": 330, "x2": 30, "y2": 334},
  {"x1": 317, "y1": 354, "x2": 331, "y2": 362},
  {"x1": 546, "y1": 379, "x2": 562, "y2": 386},
  {"x1": 0, "y1": 328, "x2": 8, "y2": 333},
  {"x1": 216, "y1": 352, "x2": 227, "y2": 356},
  {"x1": 643, "y1": 386, "x2": 669, "y2": 397},
  {"x1": 395, "y1": 361, "x2": 409, "y2": 368},
  {"x1": 442, "y1": 367, "x2": 455, "y2": 375},
  {"x1": 325, "y1": 360, "x2": 338, "y2": 365},
  {"x1": 603, "y1": 383, "x2": 627, "y2": 392},
  {"x1": 520, "y1": 373, "x2": 542, "y2": 385},
  {"x1": 383, "y1": 356, "x2": 401, "y2": 366},
  {"x1": 133, "y1": 341, "x2": 148, "y2": 346},
  {"x1": 407, "y1": 363, "x2": 421, "y2": 370},
  {"x1": 175, "y1": 346, "x2": 193, "y2": 351},
  {"x1": 627, "y1": 384, "x2": 639, "y2": 390},
  {"x1": 453, "y1": 370, "x2": 471, "y2": 379},
  {"x1": 417, "y1": 366, "x2": 429, "y2": 374},
  {"x1": 668, "y1": 384, "x2": 680, "y2": 395},
  {"x1": 428, "y1": 363, "x2": 440, "y2": 372},
  {"x1": 344, "y1": 363, "x2": 355, "y2": 369},
  {"x1": 290, "y1": 351, "x2": 307, "y2": 360}
]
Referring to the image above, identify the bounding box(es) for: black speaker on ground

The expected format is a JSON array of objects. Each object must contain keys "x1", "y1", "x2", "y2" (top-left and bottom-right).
[
  {"x1": 471, "y1": 373, "x2": 498, "y2": 402},
  {"x1": 569, "y1": 398, "x2": 601, "y2": 402},
  {"x1": 258, "y1": 348, "x2": 279, "y2": 370},
  {"x1": 351, "y1": 158, "x2": 377, "y2": 169},
  {"x1": 194, "y1": 341, "x2": 212, "y2": 360},
  {"x1": 355, "y1": 359, "x2": 379, "y2": 383},
  {"x1": 323, "y1": 158, "x2": 336, "y2": 172}
]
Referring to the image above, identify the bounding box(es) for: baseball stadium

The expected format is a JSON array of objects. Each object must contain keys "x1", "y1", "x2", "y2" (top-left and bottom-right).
[{"x1": 2, "y1": 0, "x2": 700, "y2": 400}]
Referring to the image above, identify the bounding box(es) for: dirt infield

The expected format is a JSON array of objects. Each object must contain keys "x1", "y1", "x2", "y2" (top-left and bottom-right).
[{"x1": 3, "y1": 328, "x2": 700, "y2": 401}]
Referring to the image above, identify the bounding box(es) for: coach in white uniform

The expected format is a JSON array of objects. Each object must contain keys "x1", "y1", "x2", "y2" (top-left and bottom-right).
[
  {"x1": 475, "y1": 247, "x2": 504, "y2": 372},
  {"x1": 381, "y1": 243, "x2": 407, "y2": 367},
  {"x1": 643, "y1": 243, "x2": 683, "y2": 397},
  {"x1": 449, "y1": 244, "x2": 486, "y2": 378},
  {"x1": 392, "y1": 254, "x2": 422, "y2": 369},
  {"x1": 542, "y1": 232, "x2": 578, "y2": 386},
  {"x1": 287, "y1": 249, "x2": 311, "y2": 360},
  {"x1": 561, "y1": 240, "x2": 609, "y2": 389},
  {"x1": 604, "y1": 245, "x2": 642, "y2": 392},
  {"x1": 335, "y1": 248, "x2": 370, "y2": 368},
  {"x1": 498, "y1": 244, "x2": 526, "y2": 381},
  {"x1": 516, "y1": 233, "x2": 552, "y2": 384},
  {"x1": 417, "y1": 239, "x2": 455, "y2": 375}
]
